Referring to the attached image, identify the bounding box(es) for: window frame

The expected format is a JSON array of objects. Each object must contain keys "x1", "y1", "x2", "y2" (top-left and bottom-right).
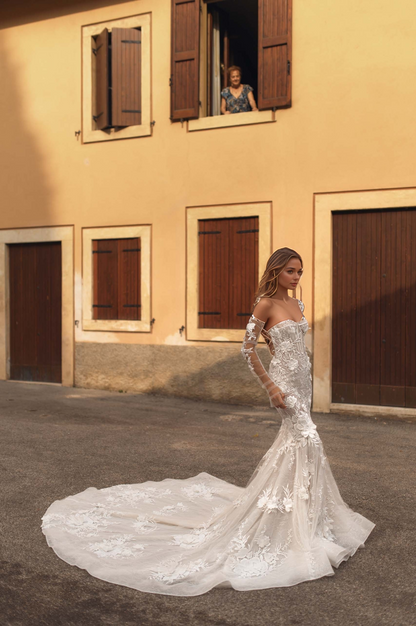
[
  {"x1": 82, "y1": 13, "x2": 151, "y2": 144},
  {"x1": 186, "y1": 202, "x2": 272, "y2": 342},
  {"x1": 82, "y1": 225, "x2": 151, "y2": 332},
  {"x1": 171, "y1": 0, "x2": 290, "y2": 130}
]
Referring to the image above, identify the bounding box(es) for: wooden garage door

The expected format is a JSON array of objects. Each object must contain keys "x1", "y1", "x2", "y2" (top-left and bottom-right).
[
  {"x1": 9, "y1": 242, "x2": 62, "y2": 383},
  {"x1": 332, "y1": 208, "x2": 416, "y2": 407}
]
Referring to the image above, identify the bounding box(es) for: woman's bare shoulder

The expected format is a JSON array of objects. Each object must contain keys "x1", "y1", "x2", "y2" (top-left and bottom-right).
[{"x1": 252, "y1": 297, "x2": 274, "y2": 322}]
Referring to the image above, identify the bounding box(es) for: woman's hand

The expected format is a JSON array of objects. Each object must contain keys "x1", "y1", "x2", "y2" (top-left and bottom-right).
[
  {"x1": 270, "y1": 389, "x2": 287, "y2": 409},
  {"x1": 248, "y1": 91, "x2": 258, "y2": 112}
]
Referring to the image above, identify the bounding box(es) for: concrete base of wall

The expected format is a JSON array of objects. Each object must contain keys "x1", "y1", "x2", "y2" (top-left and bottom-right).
[{"x1": 75, "y1": 342, "x2": 273, "y2": 406}]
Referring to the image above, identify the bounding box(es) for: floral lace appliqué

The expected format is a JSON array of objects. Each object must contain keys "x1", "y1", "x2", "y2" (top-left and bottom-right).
[
  {"x1": 87, "y1": 534, "x2": 147, "y2": 559},
  {"x1": 42, "y1": 507, "x2": 116, "y2": 537}
]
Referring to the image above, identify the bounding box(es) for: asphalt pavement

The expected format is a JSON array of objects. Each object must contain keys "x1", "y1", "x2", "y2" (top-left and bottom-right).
[{"x1": 1, "y1": 381, "x2": 415, "y2": 626}]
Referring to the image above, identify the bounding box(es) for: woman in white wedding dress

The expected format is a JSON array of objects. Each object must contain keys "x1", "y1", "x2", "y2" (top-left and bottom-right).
[{"x1": 42, "y1": 247, "x2": 375, "y2": 595}]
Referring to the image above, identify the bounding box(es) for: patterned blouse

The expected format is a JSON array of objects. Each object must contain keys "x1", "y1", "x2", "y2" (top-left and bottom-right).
[{"x1": 221, "y1": 84, "x2": 254, "y2": 114}]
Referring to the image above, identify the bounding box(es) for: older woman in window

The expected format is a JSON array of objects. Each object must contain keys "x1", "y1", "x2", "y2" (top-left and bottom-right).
[{"x1": 220, "y1": 66, "x2": 258, "y2": 115}]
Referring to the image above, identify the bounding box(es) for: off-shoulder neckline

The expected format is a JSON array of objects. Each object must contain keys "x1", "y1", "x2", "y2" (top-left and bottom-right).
[
  {"x1": 250, "y1": 314, "x2": 307, "y2": 333},
  {"x1": 252, "y1": 297, "x2": 305, "y2": 331}
]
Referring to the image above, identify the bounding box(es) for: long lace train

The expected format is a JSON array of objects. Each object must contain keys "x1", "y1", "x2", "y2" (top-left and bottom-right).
[{"x1": 41, "y1": 300, "x2": 375, "y2": 595}]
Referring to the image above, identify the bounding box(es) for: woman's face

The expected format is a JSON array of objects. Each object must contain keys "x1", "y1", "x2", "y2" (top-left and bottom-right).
[
  {"x1": 230, "y1": 71, "x2": 241, "y2": 88},
  {"x1": 278, "y1": 257, "x2": 303, "y2": 290}
]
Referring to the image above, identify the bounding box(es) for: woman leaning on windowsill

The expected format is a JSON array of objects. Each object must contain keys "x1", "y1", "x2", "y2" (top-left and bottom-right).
[{"x1": 220, "y1": 65, "x2": 258, "y2": 115}]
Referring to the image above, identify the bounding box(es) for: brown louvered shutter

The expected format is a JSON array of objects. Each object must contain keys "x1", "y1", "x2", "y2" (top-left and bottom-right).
[
  {"x1": 229, "y1": 217, "x2": 259, "y2": 330},
  {"x1": 258, "y1": 0, "x2": 292, "y2": 110},
  {"x1": 112, "y1": 28, "x2": 142, "y2": 127},
  {"x1": 198, "y1": 217, "x2": 259, "y2": 330},
  {"x1": 118, "y1": 238, "x2": 141, "y2": 320},
  {"x1": 198, "y1": 219, "x2": 229, "y2": 329},
  {"x1": 170, "y1": 0, "x2": 200, "y2": 120},
  {"x1": 93, "y1": 239, "x2": 118, "y2": 320},
  {"x1": 93, "y1": 28, "x2": 110, "y2": 129}
]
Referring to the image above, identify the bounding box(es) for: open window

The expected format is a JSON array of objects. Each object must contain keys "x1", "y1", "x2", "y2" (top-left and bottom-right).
[
  {"x1": 201, "y1": 0, "x2": 258, "y2": 117},
  {"x1": 170, "y1": 0, "x2": 292, "y2": 121}
]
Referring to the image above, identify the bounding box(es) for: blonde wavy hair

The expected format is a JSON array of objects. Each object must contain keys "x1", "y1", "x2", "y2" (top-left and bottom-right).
[{"x1": 253, "y1": 247, "x2": 303, "y2": 309}]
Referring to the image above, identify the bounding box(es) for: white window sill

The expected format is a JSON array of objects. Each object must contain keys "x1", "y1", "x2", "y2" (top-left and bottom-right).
[
  {"x1": 187, "y1": 110, "x2": 275, "y2": 132},
  {"x1": 82, "y1": 319, "x2": 151, "y2": 333}
]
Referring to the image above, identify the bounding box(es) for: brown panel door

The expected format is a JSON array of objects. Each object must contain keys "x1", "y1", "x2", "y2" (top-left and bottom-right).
[
  {"x1": 380, "y1": 210, "x2": 407, "y2": 406},
  {"x1": 332, "y1": 212, "x2": 358, "y2": 404},
  {"x1": 332, "y1": 208, "x2": 416, "y2": 408},
  {"x1": 9, "y1": 242, "x2": 62, "y2": 383},
  {"x1": 404, "y1": 209, "x2": 416, "y2": 407}
]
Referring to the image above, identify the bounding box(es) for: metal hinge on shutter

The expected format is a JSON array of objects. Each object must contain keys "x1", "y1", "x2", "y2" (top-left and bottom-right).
[
  {"x1": 236, "y1": 229, "x2": 259, "y2": 234},
  {"x1": 123, "y1": 304, "x2": 142, "y2": 308},
  {"x1": 198, "y1": 231, "x2": 221, "y2": 235},
  {"x1": 92, "y1": 44, "x2": 103, "y2": 56},
  {"x1": 122, "y1": 248, "x2": 141, "y2": 252},
  {"x1": 287, "y1": 60, "x2": 291, "y2": 75},
  {"x1": 237, "y1": 313, "x2": 252, "y2": 316},
  {"x1": 198, "y1": 311, "x2": 221, "y2": 315},
  {"x1": 121, "y1": 39, "x2": 141, "y2": 44},
  {"x1": 92, "y1": 249, "x2": 112, "y2": 253},
  {"x1": 122, "y1": 110, "x2": 141, "y2": 113},
  {"x1": 92, "y1": 304, "x2": 113, "y2": 308}
]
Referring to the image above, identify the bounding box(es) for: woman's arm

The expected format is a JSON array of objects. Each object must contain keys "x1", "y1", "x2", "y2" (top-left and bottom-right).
[
  {"x1": 248, "y1": 91, "x2": 258, "y2": 111},
  {"x1": 221, "y1": 97, "x2": 230, "y2": 115},
  {"x1": 241, "y1": 300, "x2": 286, "y2": 409}
]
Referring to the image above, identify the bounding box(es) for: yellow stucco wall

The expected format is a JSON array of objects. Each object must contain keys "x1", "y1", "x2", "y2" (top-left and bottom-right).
[{"x1": 1, "y1": 0, "x2": 416, "y2": 405}]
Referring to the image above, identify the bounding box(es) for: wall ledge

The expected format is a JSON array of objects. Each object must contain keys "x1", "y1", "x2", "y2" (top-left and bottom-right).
[
  {"x1": 330, "y1": 402, "x2": 416, "y2": 421},
  {"x1": 187, "y1": 110, "x2": 275, "y2": 132}
]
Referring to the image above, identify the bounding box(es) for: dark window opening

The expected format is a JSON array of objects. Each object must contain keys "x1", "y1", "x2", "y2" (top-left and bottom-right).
[{"x1": 205, "y1": 0, "x2": 258, "y2": 116}]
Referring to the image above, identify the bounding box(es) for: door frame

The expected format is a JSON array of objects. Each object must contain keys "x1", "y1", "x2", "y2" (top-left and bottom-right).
[
  {"x1": 0, "y1": 226, "x2": 74, "y2": 386},
  {"x1": 313, "y1": 187, "x2": 416, "y2": 417}
]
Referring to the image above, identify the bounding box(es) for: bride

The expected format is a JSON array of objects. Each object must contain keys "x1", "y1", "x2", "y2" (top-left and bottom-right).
[{"x1": 42, "y1": 247, "x2": 375, "y2": 595}]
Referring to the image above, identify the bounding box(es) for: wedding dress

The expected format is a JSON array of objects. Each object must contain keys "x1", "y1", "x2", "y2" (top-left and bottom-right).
[{"x1": 42, "y1": 300, "x2": 375, "y2": 595}]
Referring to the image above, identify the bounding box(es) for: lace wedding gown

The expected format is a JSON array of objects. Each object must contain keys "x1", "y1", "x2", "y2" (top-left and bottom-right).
[{"x1": 42, "y1": 300, "x2": 375, "y2": 595}]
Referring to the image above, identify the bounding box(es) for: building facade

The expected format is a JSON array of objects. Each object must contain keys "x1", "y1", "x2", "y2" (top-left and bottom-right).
[{"x1": 0, "y1": 0, "x2": 415, "y2": 417}]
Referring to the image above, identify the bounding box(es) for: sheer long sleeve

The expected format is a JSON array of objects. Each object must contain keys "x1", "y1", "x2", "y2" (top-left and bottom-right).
[{"x1": 241, "y1": 315, "x2": 282, "y2": 407}]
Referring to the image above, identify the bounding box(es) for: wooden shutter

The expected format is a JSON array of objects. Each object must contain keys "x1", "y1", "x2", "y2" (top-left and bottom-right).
[
  {"x1": 258, "y1": 0, "x2": 292, "y2": 110},
  {"x1": 118, "y1": 238, "x2": 141, "y2": 320},
  {"x1": 198, "y1": 219, "x2": 228, "y2": 329},
  {"x1": 93, "y1": 29, "x2": 110, "y2": 129},
  {"x1": 229, "y1": 217, "x2": 259, "y2": 330},
  {"x1": 198, "y1": 217, "x2": 259, "y2": 330},
  {"x1": 170, "y1": 0, "x2": 200, "y2": 120},
  {"x1": 93, "y1": 239, "x2": 118, "y2": 320},
  {"x1": 112, "y1": 28, "x2": 142, "y2": 127}
]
